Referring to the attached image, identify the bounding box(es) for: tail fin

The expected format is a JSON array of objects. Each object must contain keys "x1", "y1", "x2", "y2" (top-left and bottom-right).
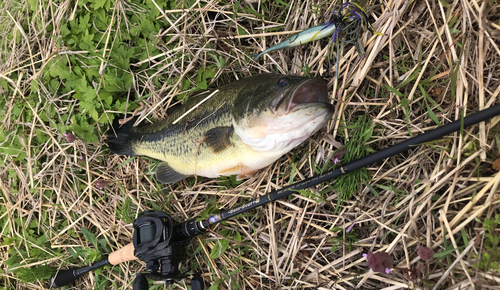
[{"x1": 106, "y1": 116, "x2": 137, "y2": 156}]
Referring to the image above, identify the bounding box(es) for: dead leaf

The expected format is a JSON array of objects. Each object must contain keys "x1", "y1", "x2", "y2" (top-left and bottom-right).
[
  {"x1": 492, "y1": 142, "x2": 500, "y2": 158},
  {"x1": 492, "y1": 158, "x2": 500, "y2": 171},
  {"x1": 429, "y1": 87, "x2": 442, "y2": 98}
]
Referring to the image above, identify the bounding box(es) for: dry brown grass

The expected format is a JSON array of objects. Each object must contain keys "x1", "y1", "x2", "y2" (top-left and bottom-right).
[{"x1": 1, "y1": 0, "x2": 500, "y2": 289}]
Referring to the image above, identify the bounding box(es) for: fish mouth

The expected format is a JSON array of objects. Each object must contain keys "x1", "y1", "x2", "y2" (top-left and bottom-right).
[{"x1": 287, "y1": 78, "x2": 329, "y2": 111}]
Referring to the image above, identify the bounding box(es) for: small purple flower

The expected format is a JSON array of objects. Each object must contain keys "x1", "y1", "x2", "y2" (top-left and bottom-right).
[
  {"x1": 363, "y1": 251, "x2": 393, "y2": 273},
  {"x1": 346, "y1": 223, "x2": 354, "y2": 233},
  {"x1": 95, "y1": 179, "x2": 113, "y2": 190},
  {"x1": 418, "y1": 246, "x2": 434, "y2": 261},
  {"x1": 63, "y1": 132, "x2": 76, "y2": 142},
  {"x1": 330, "y1": 148, "x2": 345, "y2": 164}
]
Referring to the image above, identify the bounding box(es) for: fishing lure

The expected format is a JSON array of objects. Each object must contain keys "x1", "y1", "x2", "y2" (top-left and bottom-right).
[
  {"x1": 251, "y1": 2, "x2": 381, "y2": 61},
  {"x1": 251, "y1": 19, "x2": 342, "y2": 61}
]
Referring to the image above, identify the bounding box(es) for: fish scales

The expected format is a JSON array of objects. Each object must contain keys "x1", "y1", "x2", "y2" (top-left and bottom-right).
[
  {"x1": 133, "y1": 103, "x2": 233, "y2": 154},
  {"x1": 132, "y1": 103, "x2": 237, "y2": 173}
]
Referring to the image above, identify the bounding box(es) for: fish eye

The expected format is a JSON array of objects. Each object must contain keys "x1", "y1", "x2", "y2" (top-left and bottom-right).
[{"x1": 277, "y1": 78, "x2": 289, "y2": 88}]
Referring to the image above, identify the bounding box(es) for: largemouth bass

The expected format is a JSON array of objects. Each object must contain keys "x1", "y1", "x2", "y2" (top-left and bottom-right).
[{"x1": 107, "y1": 74, "x2": 334, "y2": 184}]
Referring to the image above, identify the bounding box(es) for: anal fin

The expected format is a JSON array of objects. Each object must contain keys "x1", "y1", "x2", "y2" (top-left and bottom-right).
[
  {"x1": 218, "y1": 164, "x2": 257, "y2": 180},
  {"x1": 205, "y1": 126, "x2": 234, "y2": 154},
  {"x1": 237, "y1": 169, "x2": 258, "y2": 180},
  {"x1": 155, "y1": 162, "x2": 188, "y2": 184}
]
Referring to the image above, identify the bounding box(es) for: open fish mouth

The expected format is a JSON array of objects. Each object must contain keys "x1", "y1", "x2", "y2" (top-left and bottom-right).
[
  {"x1": 236, "y1": 77, "x2": 334, "y2": 152},
  {"x1": 286, "y1": 78, "x2": 329, "y2": 111}
]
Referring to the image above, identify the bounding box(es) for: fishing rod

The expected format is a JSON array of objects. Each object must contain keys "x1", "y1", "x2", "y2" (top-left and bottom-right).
[{"x1": 49, "y1": 104, "x2": 500, "y2": 289}]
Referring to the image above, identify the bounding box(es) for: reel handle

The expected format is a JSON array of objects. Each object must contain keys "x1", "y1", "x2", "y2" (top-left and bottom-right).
[{"x1": 109, "y1": 242, "x2": 137, "y2": 265}]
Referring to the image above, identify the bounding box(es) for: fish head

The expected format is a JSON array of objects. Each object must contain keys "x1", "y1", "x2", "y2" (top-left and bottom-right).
[{"x1": 232, "y1": 74, "x2": 334, "y2": 152}]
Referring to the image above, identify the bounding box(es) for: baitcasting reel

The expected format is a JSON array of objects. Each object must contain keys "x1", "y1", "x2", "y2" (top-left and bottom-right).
[{"x1": 132, "y1": 211, "x2": 203, "y2": 290}]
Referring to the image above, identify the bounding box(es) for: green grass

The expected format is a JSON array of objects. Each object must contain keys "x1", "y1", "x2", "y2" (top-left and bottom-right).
[
  {"x1": 474, "y1": 215, "x2": 500, "y2": 273},
  {"x1": 331, "y1": 115, "x2": 374, "y2": 205},
  {"x1": 330, "y1": 226, "x2": 359, "y2": 253}
]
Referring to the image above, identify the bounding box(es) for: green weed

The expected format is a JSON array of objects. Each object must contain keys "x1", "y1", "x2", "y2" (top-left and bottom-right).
[
  {"x1": 330, "y1": 226, "x2": 359, "y2": 252},
  {"x1": 474, "y1": 215, "x2": 500, "y2": 272},
  {"x1": 3, "y1": 218, "x2": 59, "y2": 283},
  {"x1": 116, "y1": 196, "x2": 136, "y2": 224},
  {"x1": 331, "y1": 115, "x2": 374, "y2": 204},
  {"x1": 375, "y1": 181, "x2": 407, "y2": 205},
  {"x1": 208, "y1": 229, "x2": 242, "y2": 259},
  {"x1": 297, "y1": 188, "x2": 325, "y2": 202},
  {"x1": 197, "y1": 197, "x2": 220, "y2": 221},
  {"x1": 217, "y1": 175, "x2": 245, "y2": 188}
]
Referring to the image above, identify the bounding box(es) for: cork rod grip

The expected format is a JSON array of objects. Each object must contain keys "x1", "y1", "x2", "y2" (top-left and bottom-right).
[{"x1": 108, "y1": 243, "x2": 137, "y2": 265}]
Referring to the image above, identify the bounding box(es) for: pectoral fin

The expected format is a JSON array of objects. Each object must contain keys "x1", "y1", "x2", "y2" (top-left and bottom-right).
[
  {"x1": 155, "y1": 162, "x2": 187, "y2": 184},
  {"x1": 204, "y1": 126, "x2": 234, "y2": 154}
]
